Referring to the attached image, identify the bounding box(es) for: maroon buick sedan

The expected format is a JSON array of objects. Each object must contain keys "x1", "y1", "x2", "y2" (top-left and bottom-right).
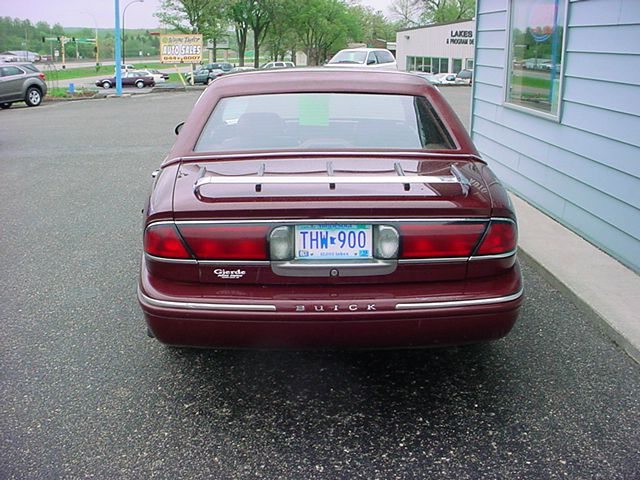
[{"x1": 138, "y1": 69, "x2": 523, "y2": 348}]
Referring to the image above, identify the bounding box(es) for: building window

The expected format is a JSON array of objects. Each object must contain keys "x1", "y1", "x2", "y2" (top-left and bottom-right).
[
  {"x1": 506, "y1": 0, "x2": 566, "y2": 116},
  {"x1": 453, "y1": 58, "x2": 462, "y2": 73}
]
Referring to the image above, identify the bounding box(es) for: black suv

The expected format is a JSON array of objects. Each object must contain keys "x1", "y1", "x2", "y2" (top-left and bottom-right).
[{"x1": 0, "y1": 62, "x2": 47, "y2": 108}]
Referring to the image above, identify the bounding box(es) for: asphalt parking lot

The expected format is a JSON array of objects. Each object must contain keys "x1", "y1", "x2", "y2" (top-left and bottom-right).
[{"x1": 1, "y1": 90, "x2": 639, "y2": 479}]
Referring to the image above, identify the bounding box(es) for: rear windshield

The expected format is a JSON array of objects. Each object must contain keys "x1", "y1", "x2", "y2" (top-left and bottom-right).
[{"x1": 195, "y1": 93, "x2": 454, "y2": 152}]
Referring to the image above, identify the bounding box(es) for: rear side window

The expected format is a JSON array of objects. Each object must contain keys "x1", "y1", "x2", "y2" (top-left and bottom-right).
[
  {"x1": 22, "y1": 64, "x2": 39, "y2": 72},
  {"x1": 375, "y1": 50, "x2": 395, "y2": 64},
  {"x1": 195, "y1": 93, "x2": 454, "y2": 152},
  {"x1": 1, "y1": 66, "x2": 23, "y2": 76}
]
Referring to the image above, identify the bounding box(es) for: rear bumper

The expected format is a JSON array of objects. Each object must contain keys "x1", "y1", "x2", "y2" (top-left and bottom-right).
[{"x1": 138, "y1": 262, "x2": 523, "y2": 348}]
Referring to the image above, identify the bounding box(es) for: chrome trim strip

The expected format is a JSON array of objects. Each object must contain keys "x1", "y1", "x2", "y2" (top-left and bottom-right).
[
  {"x1": 395, "y1": 288, "x2": 524, "y2": 310},
  {"x1": 199, "y1": 260, "x2": 270, "y2": 266},
  {"x1": 147, "y1": 218, "x2": 496, "y2": 228},
  {"x1": 138, "y1": 289, "x2": 277, "y2": 312},
  {"x1": 398, "y1": 257, "x2": 468, "y2": 264},
  {"x1": 272, "y1": 258, "x2": 397, "y2": 277},
  {"x1": 194, "y1": 174, "x2": 462, "y2": 196},
  {"x1": 144, "y1": 253, "x2": 197, "y2": 264},
  {"x1": 469, "y1": 249, "x2": 518, "y2": 261}
]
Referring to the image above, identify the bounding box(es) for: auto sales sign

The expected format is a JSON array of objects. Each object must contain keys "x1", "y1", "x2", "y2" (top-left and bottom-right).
[{"x1": 160, "y1": 34, "x2": 203, "y2": 63}]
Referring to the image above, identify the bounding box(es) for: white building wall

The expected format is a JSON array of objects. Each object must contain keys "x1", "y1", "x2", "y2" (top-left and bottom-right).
[
  {"x1": 395, "y1": 20, "x2": 476, "y2": 72},
  {"x1": 471, "y1": 0, "x2": 640, "y2": 272}
]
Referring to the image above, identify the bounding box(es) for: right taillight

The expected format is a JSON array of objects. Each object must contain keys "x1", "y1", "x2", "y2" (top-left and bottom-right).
[
  {"x1": 474, "y1": 220, "x2": 517, "y2": 256},
  {"x1": 144, "y1": 224, "x2": 192, "y2": 259}
]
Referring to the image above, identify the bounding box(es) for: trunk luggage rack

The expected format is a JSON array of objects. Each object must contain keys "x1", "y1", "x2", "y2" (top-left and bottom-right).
[{"x1": 193, "y1": 161, "x2": 469, "y2": 196}]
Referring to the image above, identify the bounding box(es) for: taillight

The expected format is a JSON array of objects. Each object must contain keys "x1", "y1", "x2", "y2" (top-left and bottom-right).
[
  {"x1": 144, "y1": 224, "x2": 192, "y2": 259},
  {"x1": 38, "y1": 73, "x2": 46, "y2": 81},
  {"x1": 178, "y1": 225, "x2": 269, "y2": 260},
  {"x1": 475, "y1": 220, "x2": 517, "y2": 256},
  {"x1": 399, "y1": 222, "x2": 486, "y2": 258}
]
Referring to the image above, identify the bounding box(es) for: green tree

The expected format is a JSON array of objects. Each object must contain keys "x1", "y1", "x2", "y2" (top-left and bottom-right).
[
  {"x1": 349, "y1": 4, "x2": 397, "y2": 45},
  {"x1": 246, "y1": 0, "x2": 272, "y2": 68},
  {"x1": 418, "y1": 0, "x2": 474, "y2": 23},
  {"x1": 292, "y1": 0, "x2": 359, "y2": 65},
  {"x1": 226, "y1": 0, "x2": 251, "y2": 65},
  {"x1": 156, "y1": 0, "x2": 227, "y2": 61}
]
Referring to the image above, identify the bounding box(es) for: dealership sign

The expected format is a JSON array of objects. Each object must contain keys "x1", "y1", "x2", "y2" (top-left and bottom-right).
[
  {"x1": 160, "y1": 34, "x2": 203, "y2": 63},
  {"x1": 447, "y1": 30, "x2": 474, "y2": 45}
]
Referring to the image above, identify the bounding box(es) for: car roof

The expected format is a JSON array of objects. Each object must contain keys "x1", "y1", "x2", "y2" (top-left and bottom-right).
[
  {"x1": 203, "y1": 68, "x2": 432, "y2": 96},
  {"x1": 335, "y1": 47, "x2": 389, "y2": 52}
]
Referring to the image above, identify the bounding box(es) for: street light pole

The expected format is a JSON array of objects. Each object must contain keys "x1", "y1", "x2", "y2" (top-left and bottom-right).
[
  {"x1": 81, "y1": 11, "x2": 100, "y2": 69},
  {"x1": 122, "y1": 0, "x2": 144, "y2": 66}
]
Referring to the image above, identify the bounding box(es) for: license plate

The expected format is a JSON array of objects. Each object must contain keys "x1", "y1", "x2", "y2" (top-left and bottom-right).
[{"x1": 295, "y1": 224, "x2": 372, "y2": 260}]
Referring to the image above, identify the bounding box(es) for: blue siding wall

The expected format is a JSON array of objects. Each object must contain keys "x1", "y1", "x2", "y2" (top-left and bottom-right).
[{"x1": 471, "y1": 0, "x2": 640, "y2": 272}]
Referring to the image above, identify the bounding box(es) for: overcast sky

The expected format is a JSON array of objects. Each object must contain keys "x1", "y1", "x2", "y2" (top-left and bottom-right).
[{"x1": 1, "y1": 0, "x2": 395, "y2": 30}]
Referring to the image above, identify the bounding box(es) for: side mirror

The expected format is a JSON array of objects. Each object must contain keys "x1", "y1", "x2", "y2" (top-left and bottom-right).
[
  {"x1": 174, "y1": 122, "x2": 184, "y2": 135},
  {"x1": 367, "y1": 58, "x2": 376, "y2": 65}
]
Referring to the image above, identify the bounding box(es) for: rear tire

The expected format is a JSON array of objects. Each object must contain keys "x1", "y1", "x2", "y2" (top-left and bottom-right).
[
  {"x1": 135, "y1": 80, "x2": 144, "y2": 89},
  {"x1": 25, "y1": 87, "x2": 42, "y2": 107},
  {"x1": 102, "y1": 81, "x2": 111, "y2": 89},
  {"x1": 206, "y1": 77, "x2": 213, "y2": 85},
  {"x1": 0, "y1": 102, "x2": 11, "y2": 109}
]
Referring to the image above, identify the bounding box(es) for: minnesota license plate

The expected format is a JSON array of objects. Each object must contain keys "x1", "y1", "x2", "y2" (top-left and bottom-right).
[{"x1": 295, "y1": 224, "x2": 372, "y2": 260}]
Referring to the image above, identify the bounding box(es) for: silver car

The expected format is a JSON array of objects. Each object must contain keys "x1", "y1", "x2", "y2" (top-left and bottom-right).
[{"x1": 0, "y1": 62, "x2": 48, "y2": 109}]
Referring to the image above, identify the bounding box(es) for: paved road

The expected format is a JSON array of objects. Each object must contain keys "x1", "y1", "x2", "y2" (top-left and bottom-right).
[{"x1": 1, "y1": 92, "x2": 638, "y2": 479}]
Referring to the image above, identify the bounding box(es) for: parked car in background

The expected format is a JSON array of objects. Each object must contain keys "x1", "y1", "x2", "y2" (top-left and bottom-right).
[
  {"x1": 229, "y1": 66, "x2": 256, "y2": 74},
  {"x1": 96, "y1": 70, "x2": 155, "y2": 89},
  {"x1": 201, "y1": 62, "x2": 233, "y2": 73},
  {"x1": 456, "y1": 69, "x2": 473, "y2": 84},
  {"x1": 261, "y1": 61, "x2": 295, "y2": 69},
  {"x1": 411, "y1": 71, "x2": 443, "y2": 85},
  {"x1": 139, "y1": 68, "x2": 523, "y2": 348},
  {"x1": 139, "y1": 69, "x2": 167, "y2": 84},
  {"x1": 114, "y1": 64, "x2": 136, "y2": 73},
  {"x1": 326, "y1": 48, "x2": 397, "y2": 70},
  {"x1": 436, "y1": 73, "x2": 458, "y2": 84},
  {"x1": 186, "y1": 67, "x2": 225, "y2": 85},
  {"x1": 1, "y1": 50, "x2": 41, "y2": 62},
  {"x1": 0, "y1": 62, "x2": 47, "y2": 108},
  {"x1": 149, "y1": 68, "x2": 169, "y2": 80}
]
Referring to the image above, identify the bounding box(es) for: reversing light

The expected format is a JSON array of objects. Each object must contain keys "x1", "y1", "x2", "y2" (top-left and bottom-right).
[
  {"x1": 374, "y1": 225, "x2": 399, "y2": 259},
  {"x1": 144, "y1": 224, "x2": 192, "y2": 259},
  {"x1": 269, "y1": 226, "x2": 294, "y2": 260},
  {"x1": 475, "y1": 221, "x2": 517, "y2": 256}
]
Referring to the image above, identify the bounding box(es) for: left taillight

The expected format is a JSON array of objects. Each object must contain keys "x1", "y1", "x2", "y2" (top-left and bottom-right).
[
  {"x1": 38, "y1": 73, "x2": 46, "y2": 81},
  {"x1": 178, "y1": 225, "x2": 269, "y2": 260},
  {"x1": 399, "y1": 222, "x2": 486, "y2": 258},
  {"x1": 144, "y1": 224, "x2": 192, "y2": 259},
  {"x1": 474, "y1": 220, "x2": 517, "y2": 256}
]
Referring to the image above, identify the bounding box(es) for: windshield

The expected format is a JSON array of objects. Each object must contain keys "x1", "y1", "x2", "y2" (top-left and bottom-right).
[
  {"x1": 195, "y1": 93, "x2": 454, "y2": 152},
  {"x1": 328, "y1": 51, "x2": 367, "y2": 64}
]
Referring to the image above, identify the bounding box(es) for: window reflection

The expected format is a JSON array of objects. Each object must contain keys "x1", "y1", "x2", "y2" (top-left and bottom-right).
[{"x1": 507, "y1": 0, "x2": 566, "y2": 115}]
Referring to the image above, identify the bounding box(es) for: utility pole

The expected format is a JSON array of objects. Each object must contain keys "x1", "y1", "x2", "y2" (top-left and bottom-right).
[
  {"x1": 61, "y1": 36, "x2": 66, "y2": 69},
  {"x1": 115, "y1": 0, "x2": 122, "y2": 95}
]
